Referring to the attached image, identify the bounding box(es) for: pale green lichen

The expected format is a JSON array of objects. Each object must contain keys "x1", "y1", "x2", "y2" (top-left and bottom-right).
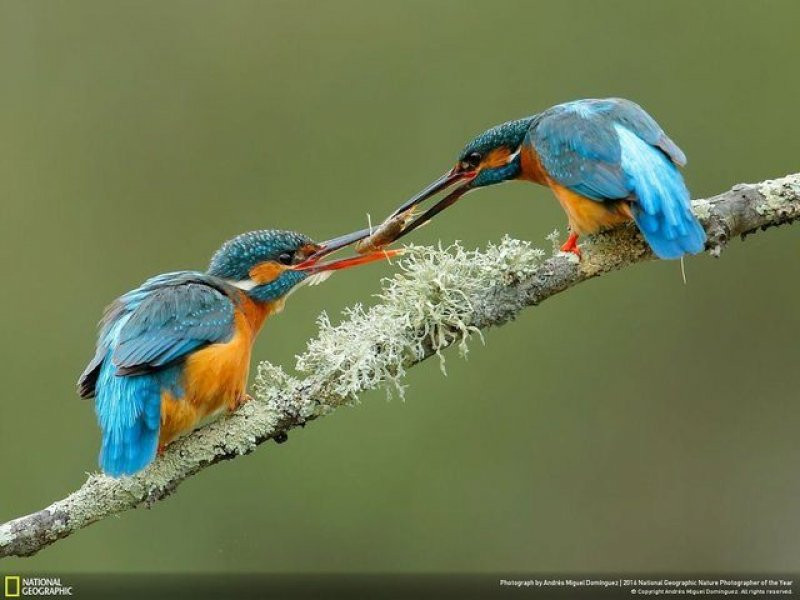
[
  {"x1": 252, "y1": 361, "x2": 309, "y2": 418},
  {"x1": 0, "y1": 528, "x2": 13, "y2": 547},
  {"x1": 254, "y1": 236, "x2": 545, "y2": 410},
  {"x1": 691, "y1": 197, "x2": 714, "y2": 221},
  {"x1": 755, "y1": 178, "x2": 797, "y2": 216},
  {"x1": 546, "y1": 229, "x2": 562, "y2": 253}
]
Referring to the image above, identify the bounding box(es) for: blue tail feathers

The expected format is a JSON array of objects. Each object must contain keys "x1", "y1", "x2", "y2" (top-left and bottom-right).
[
  {"x1": 95, "y1": 355, "x2": 163, "y2": 477},
  {"x1": 616, "y1": 125, "x2": 706, "y2": 259}
]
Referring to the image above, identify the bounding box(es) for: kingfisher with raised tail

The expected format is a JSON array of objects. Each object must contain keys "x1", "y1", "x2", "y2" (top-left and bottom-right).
[
  {"x1": 381, "y1": 98, "x2": 706, "y2": 259},
  {"x1": 78, "y1": 229, "x2": 396, "y2": 477}
]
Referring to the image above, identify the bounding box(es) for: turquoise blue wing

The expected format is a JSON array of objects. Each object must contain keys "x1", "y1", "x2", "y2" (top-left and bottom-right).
[
  {"x1": 78, "y1": 272, "x2": 234, "y2": 396},
  {"x1": 528, "y1": 100, "x2": 629, "y2": 201},
  {"x1": 111, "y1": 280, "x2": 235, "y2": 375},
  {"x1": 528, "y1": 98, "x2": 686, "y2": 202},
  {"x1": 602, "y1": 98, "x2": 686, "y2": 166}
]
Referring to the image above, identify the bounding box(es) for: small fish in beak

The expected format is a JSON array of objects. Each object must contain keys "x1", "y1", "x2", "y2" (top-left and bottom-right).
[{"x1": 355, "y1": 206, "x2": 418, "y2": 255}]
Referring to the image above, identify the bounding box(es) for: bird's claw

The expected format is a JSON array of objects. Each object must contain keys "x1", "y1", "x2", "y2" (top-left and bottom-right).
[{"x1": 559, "y1": 232, "x2": 582, "y2": 258}]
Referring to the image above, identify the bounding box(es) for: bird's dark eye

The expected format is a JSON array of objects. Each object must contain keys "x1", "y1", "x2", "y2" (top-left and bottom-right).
[
  {"x1": 461, "y1": 152, "x2": 482, "y2": 171},
  {"x1": 277, "y1": 252, "x2": 293, "y2": 265}
]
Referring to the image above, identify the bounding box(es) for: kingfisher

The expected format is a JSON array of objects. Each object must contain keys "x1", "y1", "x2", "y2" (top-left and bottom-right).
[
  {"x1": 382, "y1": 98, "x2": 706, "y2": 259},
  {"x1": 77, "y1": 229, "x2": 396, "y2": 477}
]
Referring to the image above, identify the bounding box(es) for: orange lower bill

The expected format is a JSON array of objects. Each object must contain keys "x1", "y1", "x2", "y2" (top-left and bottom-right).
[{"x1": 294, "y1": 248, "x2": 403, "y2": 273}]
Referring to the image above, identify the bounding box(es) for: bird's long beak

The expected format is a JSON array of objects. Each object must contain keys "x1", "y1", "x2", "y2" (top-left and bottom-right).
[
  {"x1": 383, "y1": 167, "x2": 477, "y2": 244},
  {"x1": 293, "y1": 228, "x2": 402, "y2": 273},
  {"x1": 389, "y1": 167, "x2": 476, "y2": 218}
]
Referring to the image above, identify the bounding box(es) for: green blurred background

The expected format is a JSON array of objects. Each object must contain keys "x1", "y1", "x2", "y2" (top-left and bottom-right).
[{"x1": 1, "y1": 0, "x2": 798, "y2": 574}]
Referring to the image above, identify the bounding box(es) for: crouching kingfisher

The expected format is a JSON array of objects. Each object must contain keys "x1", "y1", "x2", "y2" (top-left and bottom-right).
[
  {"x1": 78, "y1": 229, "x2": 397, "y2": 477},
  {"x1": 384, "y1": 98, "x2": 706, "y2": 259}
]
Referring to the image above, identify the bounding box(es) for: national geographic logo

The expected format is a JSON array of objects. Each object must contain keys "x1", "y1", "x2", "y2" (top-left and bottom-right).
[
  {"x1": 3, "y1": 577, "x2": 72, "y2": 597},
  {"x1": 4, "y1": 577, "x2": 20, "y2": 598}
]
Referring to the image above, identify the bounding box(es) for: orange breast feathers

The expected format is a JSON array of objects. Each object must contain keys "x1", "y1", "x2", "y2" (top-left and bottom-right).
[
  {"x1": 548, "y1": 183, "x2": 633, "y2": 236},
  {"x1": 159, "y1": 294, "x2": 276, "y2": 448},
  {"x1": 518, "y1": 145, "x2": 549, "y2": 185},
  {"x1": 518, "y1": 145, "x2": 632, "y2": 235}
]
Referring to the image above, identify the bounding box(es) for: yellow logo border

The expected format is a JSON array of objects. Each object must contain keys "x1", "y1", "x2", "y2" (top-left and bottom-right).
[{"x1": 4, "y1": 576, "x2": 21, "y2": 598}]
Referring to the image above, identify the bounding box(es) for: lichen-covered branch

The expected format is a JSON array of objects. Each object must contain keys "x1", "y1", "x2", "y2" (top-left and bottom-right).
[{"x1": 2, "y1": 173, "x2": 798, "y2": 559}]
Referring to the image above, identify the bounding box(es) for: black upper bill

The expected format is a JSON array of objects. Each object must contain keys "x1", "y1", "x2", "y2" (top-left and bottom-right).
[
  {"x1": 380, "y1": 167, "x2": 477, "y2": 244},
  {"x1": 389, "y1": 168, "x2": 466, "y2": 218},
  {"x1": 312, "y1": 227, "x2": 373, "y2": 259},
  {"x1": 387, "y1": 182, "x2": 472, "y2": 243}
]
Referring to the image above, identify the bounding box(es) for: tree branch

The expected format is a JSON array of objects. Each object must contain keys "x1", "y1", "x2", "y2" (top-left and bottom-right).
[{"x1": 2, "y1": 173, "x2": 798, "y2": 559}]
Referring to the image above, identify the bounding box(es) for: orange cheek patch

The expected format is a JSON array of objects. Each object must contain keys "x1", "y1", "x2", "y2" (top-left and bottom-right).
[
  {"x1": 481, "y1": 147, "x2": 513, "y2": 170},
  {"x1": 249, "y1": 261, "x2": 286, "y2": 284}
]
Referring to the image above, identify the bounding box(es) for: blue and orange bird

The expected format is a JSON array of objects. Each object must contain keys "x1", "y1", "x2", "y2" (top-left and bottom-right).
[
  {"x1": 78, "y1": 229, "x2": 396, "y2": 477},
  {"x1": 382, "y1": 98, "x2": 706, "y2": 259}
]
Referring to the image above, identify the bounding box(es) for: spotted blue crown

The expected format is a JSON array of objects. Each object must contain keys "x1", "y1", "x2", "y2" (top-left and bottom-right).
[{"x1": 208, "y1": 230, "x2": 311, "y2": 280}]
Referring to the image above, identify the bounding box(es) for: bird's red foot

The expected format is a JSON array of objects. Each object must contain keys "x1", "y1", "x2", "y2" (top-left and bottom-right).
[{"x1": 560, "y1": 232, "x2": 582, "y2": 257}]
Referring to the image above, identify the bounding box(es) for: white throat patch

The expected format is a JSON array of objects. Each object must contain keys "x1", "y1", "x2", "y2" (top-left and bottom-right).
[{"x1": 225, "y1": 278, "x2": 258, "y2": 291}]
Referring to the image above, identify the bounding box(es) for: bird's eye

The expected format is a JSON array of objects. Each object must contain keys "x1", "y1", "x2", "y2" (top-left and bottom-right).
[
  {"x1": 461, "y1": 152, "x2": 482, "y2": 171},
  {"x1": 277, "y1": 252, "x2": 293, "y2": 265}
]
